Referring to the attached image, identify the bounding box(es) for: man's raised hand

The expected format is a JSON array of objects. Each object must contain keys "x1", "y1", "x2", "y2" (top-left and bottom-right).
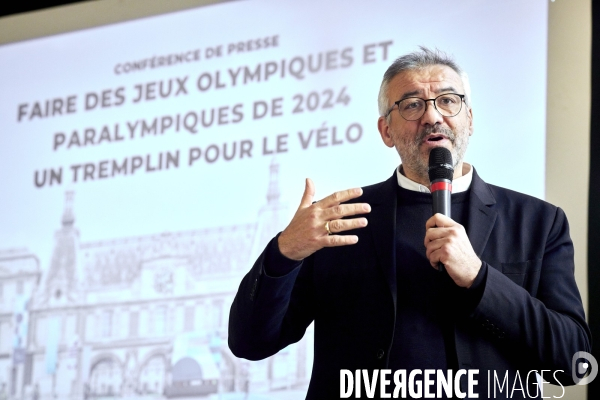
[{"x1": 277, "y1": 178, "x2": 371, "y2": 261}]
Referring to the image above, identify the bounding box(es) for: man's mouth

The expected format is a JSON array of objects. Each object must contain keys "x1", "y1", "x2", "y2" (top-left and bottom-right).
[{"x1": 424, "y1": 134, "x2": 448, "y2": 143}]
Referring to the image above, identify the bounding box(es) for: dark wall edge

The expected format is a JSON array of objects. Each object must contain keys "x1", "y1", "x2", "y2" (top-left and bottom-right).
[{"x1": 588, "y1": 1, "x2": 599, "y2": 397}]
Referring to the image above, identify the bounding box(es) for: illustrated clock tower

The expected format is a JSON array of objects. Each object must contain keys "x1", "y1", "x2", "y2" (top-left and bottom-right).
[{"x1": 44, "y1": 191, "x2": 81, "y2": 306}]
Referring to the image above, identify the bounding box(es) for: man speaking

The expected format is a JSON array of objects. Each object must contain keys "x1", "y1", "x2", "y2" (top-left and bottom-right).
[{"x1": 228, "y1": 47, "x2": 591, "y2": 399}]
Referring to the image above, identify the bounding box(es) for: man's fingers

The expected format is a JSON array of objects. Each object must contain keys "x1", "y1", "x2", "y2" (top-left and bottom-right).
[
  {"x1": 425, "y1": 213, "x2": 455, "y2": 229},
  {"x1": 322, "y1": 234, "x2": 359, "y2": 247},
  {"x1": 425, "y1": 239, "x2": 445, "y2": 260},
  {"x1": 328, "y1": 218, "x2": 368, "y2": 234},
  {"x1": 324, "y1": 203, "x2": 371, "y2": 220},
  {"x1": 424, "y1": 226, "x2": 453, "y2": 246},
  {"x1": 298, "y1": 178, "x2": 316, "y2": 209},
  {"x1": 427, "y1": 249, "x2": 443, "y2": 268},
  {"x1": 319, "y1": 187, "x2": 364, "y2": 208}
]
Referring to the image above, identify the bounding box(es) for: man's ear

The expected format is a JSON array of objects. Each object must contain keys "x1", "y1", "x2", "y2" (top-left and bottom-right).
[
  {"x1": 467, "y1": 107, "x2": 474, "y2": 136},
  {"x1": 378, "y1": 116, "x2": 395, "y2": 148}
]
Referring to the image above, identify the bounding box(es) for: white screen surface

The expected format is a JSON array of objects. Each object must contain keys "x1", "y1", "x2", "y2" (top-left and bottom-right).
[{"x1": 0, "y1": 0, "x2": 547, "y2": 398}]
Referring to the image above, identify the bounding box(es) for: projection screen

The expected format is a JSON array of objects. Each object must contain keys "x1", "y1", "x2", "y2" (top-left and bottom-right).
[{"x1": 0, "y1": 0, "x2": 548, "y2": 398}]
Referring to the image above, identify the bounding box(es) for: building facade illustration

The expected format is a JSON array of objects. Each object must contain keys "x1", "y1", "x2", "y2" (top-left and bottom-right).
[{"x1": 0, "y1": 161, "x2": 313, "y2": 399}]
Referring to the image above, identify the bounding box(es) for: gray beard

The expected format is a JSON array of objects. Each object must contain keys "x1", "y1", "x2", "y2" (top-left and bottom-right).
[{"x1": 395, "y1": 125, "x2": 470, "y2": 183}]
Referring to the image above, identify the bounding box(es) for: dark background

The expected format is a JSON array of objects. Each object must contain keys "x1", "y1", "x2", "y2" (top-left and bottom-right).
[
  {"x1": 0, "y1": 1, "x2": 89, "y2": 18},
  {"x1": 2, "y1": 0, "x2": 599, "y2": 397},
  {"x1": 588, "y1": 1, "x2": 599, "y2": 398}
]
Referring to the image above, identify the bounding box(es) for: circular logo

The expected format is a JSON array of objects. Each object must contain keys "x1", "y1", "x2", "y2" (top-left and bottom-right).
[{"x1": 572, "y1": 351, "x2": 598, "y2": 385}]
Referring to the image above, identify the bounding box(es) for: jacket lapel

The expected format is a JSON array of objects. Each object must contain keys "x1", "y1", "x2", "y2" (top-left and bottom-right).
[
  {"x1": 467, "y1": 169, "x2": 498, "y2": 258},
  {"x1": 367, "y1": 173, "x2": 398, "y2": 311},
  {"x1": 366, "y1": 169, "x2": 497, "y2": 314}
]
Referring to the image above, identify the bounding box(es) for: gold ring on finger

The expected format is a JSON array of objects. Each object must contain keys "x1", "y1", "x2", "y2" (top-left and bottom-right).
[{"x1": 325, "y1": 221, "x2": 332, "y2": 235}]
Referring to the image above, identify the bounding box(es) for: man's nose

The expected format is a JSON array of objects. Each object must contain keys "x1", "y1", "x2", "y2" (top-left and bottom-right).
[{"x1": 420, "y1": 99, "x2": 444, "y2": 126}]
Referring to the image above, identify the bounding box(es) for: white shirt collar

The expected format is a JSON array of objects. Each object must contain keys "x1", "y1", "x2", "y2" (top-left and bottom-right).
[{"x1": 396, "y1": 163, "x2": 473, "y2": 194}]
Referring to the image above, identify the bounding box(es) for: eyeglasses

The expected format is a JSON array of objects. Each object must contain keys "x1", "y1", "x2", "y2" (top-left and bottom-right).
[{"x1": 385, "y1": 93, "x2": 466, "y2": 121}]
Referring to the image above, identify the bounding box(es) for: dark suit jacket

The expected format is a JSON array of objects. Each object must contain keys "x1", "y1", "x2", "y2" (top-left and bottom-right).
[{"x1": 229, "y1": 170, "x2": 591, "y2": 399}]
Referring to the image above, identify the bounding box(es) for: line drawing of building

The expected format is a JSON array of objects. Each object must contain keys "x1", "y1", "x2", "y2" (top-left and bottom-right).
[
  {"x1": 0, "y1": 159, "x2": 314, "y2": 400},
  {"x1": 0, "y1": 248, "x2": 41, "y2": 400}
]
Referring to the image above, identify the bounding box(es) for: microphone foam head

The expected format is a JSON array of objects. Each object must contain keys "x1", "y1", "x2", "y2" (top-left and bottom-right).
[{"x1": 428, "y1": 147, "x2": 454, "y2": 182}]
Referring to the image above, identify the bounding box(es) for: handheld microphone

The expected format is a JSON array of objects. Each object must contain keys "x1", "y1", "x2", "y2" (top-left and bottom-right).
[{"x1": 428, "y1": 147, "x2": 454, "y2": 272}]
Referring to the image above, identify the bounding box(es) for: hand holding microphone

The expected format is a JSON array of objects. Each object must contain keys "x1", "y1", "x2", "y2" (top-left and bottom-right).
[
  {"x1": 424, "y1": 147, "x2": 481, "y2": 287},
  {"x1": 428, "y1": 147, "x2": 454, "y2": 272}
]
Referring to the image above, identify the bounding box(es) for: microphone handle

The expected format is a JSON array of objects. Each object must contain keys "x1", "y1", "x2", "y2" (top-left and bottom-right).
[{"x1": 431, "y1": 179, "x2": 452, "y2": 272}]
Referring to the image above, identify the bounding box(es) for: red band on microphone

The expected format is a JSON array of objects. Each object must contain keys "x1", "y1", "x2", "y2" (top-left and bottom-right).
[{"x1": 431, "y1": 181, "x2": 452, "y2": 193}]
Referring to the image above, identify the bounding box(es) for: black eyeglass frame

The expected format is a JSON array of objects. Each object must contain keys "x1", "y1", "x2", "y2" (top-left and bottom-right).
[{"x1": 385, "y1": 93, "x2": 466, "y2": 120}]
